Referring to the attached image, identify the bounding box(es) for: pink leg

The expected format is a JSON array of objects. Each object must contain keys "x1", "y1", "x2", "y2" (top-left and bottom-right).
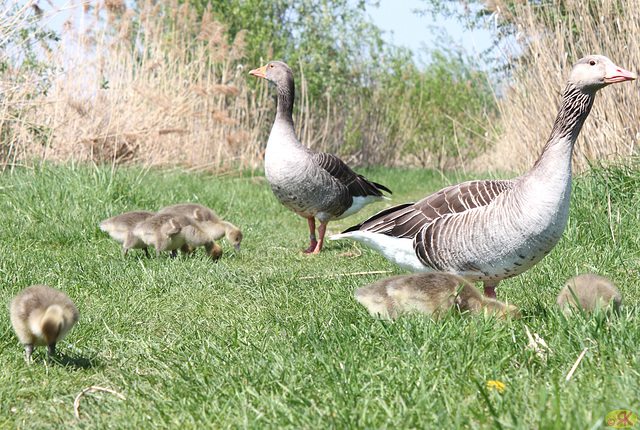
[
  {"x1": 302, "y1": 218, "x2": 318, "y2": 254},
  {"x1": 483, "y1": 281, "x2": 499, "y2": 299},
  {"x1": 312, "y1": 224, "x2": 327, "y2": 254}
]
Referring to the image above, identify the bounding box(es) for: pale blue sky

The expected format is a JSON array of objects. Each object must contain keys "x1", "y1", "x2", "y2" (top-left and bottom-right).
[
  {"x1": 366, "y1": 0, "x2": 494, "y2": 62},
  {"x1": 42, "y1": 0, "x2": 495, "y2": 64}
]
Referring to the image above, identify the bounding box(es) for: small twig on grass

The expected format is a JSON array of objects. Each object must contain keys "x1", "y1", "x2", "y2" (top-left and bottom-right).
[
  {"x1": 223, "y1": 188, "x2": 236, "y2": 220},
  {"x1": 524, "y1": 325, "x2": 552, "y2": 363},
  {"x1": 338, "y1": 242, "x2": 362, "y2": 259},
  {"x1": 606, "y1": 186, "x2": 616, "y2": 245},
  {"x1": 299, "y1": 270, "x2": 392, "y2": 280},
  {"x1": 74, "y1": 386, "x2": 126, "y2": 419},
  {"x1": 565, "y1": 347, "x2": 588, "y2": 382}
]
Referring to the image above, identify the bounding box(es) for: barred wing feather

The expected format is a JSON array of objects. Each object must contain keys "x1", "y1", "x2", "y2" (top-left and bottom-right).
[
  {"x1": 313, "y1": 152, "x2": 392, "y2": 198},
  {"x1": 344, "y1": 179, "x2": 514, "y2": 239}
]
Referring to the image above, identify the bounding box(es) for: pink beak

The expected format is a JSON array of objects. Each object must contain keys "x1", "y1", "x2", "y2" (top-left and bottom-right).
[{"x1": 605, "y1": 63, "x2": 637, "y2": 83}]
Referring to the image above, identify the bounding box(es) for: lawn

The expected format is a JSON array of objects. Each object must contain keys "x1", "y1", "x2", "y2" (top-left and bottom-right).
[{"x1": 0, "y1": 163, "x2": 639, "y2": 429}]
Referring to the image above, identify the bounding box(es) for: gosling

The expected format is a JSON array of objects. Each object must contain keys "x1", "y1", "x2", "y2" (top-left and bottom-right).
[
  {"x1": 99, "y1": 210, "x2": 155, "y2": 257},
  {"x1": 557, "y1": 273, "x2": 622, "y2": 314},
  {"x1": 355, "y1": 272, "x2": 520, "y2": 320},
  {"x1": 10, "y1": 285, "x2": 79, "y2": 361},
  {"x1": 132, "y1": 213, "x2": 222, "y2": 260},
  {"x1": 354, "y1": 278, "x2": 399, "y2": 319},
  {"x1": 158, "y1": 203, "x2": 243, "y2": 251}
]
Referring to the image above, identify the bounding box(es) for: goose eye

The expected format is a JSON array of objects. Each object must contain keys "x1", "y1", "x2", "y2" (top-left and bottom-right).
[
  {"x1": 589, "y1": 60, "x2": 596, "y2": 66},
  {"x1": 269, "y1": 64, "x2": 274, "y2": 68}
]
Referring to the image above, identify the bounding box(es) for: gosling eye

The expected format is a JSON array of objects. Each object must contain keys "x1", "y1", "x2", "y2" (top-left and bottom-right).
[{"x1": 589, "y1": 60, "x2": 596, "y2": 66}]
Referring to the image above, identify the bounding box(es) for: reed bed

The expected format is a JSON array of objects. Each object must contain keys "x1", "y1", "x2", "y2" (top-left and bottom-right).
[
  {"x1": 1, "y1": 1, "x2": 266, "y2": 170},
  {"x1": 1, "y1": 0, "x2": 637, "y2": 173},
  {"x1": 0, "y1": 0, "x2": 493, "y2": 172},
  {"x1": 486, "y1": 0, "x2": 639, "y2": 173}
]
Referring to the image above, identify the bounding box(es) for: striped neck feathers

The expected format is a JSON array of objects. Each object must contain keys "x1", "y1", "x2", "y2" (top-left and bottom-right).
[
  {"x1": 275, "y1": 77, "x2": 295, "y2": 124},
  {"x1": 532, "y1": 83, "x2": 596, "y2": 170}
]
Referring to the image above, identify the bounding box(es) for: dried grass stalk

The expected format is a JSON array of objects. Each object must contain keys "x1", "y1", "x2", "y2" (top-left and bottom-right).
[{"x1": 486, "y1": 0, "x2": 639, "y2": 173}]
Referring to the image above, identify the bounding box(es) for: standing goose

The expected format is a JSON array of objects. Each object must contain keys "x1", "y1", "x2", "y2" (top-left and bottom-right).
[
  {"x1": 331, "y1": 55, "x2": 635, "y2": 298},
  {"x1": 249, "y1": 61, "x2": 391, "y2": 254}
]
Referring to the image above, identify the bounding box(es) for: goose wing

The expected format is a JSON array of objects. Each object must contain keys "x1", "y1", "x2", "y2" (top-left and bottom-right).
[
  {"x1": 343, "y1": 179, "x2": 514, "y2": 239},
  {"x1": 312, "y1": 152, "x2": 392, "y2": 197}
]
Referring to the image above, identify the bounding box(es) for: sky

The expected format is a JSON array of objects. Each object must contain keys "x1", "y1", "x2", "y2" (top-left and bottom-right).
[
  {"x1": 38, "y1": 0, "x2": 496, "y2": 65},
  {"x1": 366, "y1": 0, "x2": 495, "y2": 63}
]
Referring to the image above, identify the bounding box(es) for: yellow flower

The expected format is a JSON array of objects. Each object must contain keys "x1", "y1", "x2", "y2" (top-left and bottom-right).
[{"x1": 486, "y1": 380, "x2": 506, "y2": 393}]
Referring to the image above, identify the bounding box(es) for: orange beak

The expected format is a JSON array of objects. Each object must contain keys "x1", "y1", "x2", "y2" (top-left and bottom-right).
[
  {"x1": 604, "y1": 62, "x2": 637, "y2": 84},
  {"x1": 249, "y1": 64, "x2": 267, "y2": 79}
]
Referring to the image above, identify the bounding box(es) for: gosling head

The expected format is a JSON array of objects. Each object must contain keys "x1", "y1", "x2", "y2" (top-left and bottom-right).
[{"x1": 226, "y1": 226, "x2": 243, "y2": 252}]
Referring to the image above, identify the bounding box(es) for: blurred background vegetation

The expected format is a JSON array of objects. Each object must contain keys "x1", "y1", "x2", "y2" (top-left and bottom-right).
[{"x1": 0, "y1": 0, "x2": 637, "y2": 173}]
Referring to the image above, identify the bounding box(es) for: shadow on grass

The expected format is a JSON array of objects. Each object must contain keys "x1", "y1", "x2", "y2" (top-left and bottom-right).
[{"x1": 53, "y1": 352, "x2": 104, "y2": 370}]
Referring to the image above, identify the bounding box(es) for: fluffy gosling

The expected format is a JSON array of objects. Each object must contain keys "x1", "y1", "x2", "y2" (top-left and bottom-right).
[
  {"x1": 99, "y1": 210, "x2": 155, "y2": 257},
  {"x1": 132, "y1": 213, "x2": 222, "y2": 260},
  {"x1": 354, "y1": 278, "x2": 399, "y2": 319},
  {"x1": 557, "y1": 273, "x2": 622, "y2": 314},
  {"x1": 10, "y1": 285, "x2": 79, "y2": 361},
  {"x1": 158, "y1": 203, "x2": 243, "y2": 251},
  {"x1": 356, "y1": 272, "x2": 520, "y2": 320}
]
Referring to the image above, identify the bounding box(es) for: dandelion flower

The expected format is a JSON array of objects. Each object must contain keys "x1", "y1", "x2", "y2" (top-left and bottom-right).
[{"x1": 486, "y1": 380, "x2": 506, "y2": 393}]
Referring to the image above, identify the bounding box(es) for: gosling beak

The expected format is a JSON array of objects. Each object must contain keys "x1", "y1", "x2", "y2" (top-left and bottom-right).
[
  {"x1": 249, "y1": 64, "x2": 267, "y2": 79},
  {"x1": 604, "y1": 63, "x2": 637, "y2": 83},
  {"x1": 234, "y1": 244, "x2": 241, "y2": 252}
]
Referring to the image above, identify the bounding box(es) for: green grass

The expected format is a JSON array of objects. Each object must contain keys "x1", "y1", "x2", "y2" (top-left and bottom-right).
[{"x1": 0, "y1": 163, "x2": 639, "y2": 429}]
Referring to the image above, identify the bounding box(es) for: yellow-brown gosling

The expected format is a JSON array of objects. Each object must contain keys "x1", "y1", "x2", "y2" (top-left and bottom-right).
[
  {"x1": 158, "y1": 203, "x2": 243, "y2": 251},
  {"x1": 10, "y1": 285, "x2": 79, "y2": 362},
  {"x1": 557, "y1": 273, "x2": 622, "y2": 314},
  {"x1": 99, "y1": 210, "x2": 155, "y2": 257},
  {"x1": 132, "y1": 213, "x2": 222, "y2": 260},
  {"x1": 356, "y1": 272, "x2": 520, "y2": 320}
]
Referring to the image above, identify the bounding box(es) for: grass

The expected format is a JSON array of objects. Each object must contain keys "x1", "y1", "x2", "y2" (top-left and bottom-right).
[{"x1": 0, "y1": 162, "x2": 639, "y2": 429}]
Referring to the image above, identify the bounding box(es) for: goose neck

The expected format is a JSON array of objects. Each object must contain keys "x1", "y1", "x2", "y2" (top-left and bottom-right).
[
  {"x1": 530, "y1": 83, "x2": 596, "y2": 175},
  {"x1": 275, "y1": 79, "x2": 295, "y2": 125}
]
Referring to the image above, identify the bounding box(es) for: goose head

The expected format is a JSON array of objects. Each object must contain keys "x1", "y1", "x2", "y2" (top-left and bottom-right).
[
  {"x1": 570, "y1": 55, "x2": 636, "y2": 91},
  {"x1": 249, "y1": 61, "x2": 293, "y2": 87}
]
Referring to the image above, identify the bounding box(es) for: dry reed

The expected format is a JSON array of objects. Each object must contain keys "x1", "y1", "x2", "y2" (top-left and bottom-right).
[
  {"x1": 2, "y1": 0, "x2": 637, "y2": 173},
  {"x1": 484, "y1": 0, "x2": 639, "y2": 173},
  {"x1": 0, "y1": 0, "x2": 491, "y2": 171},
  {"x1": 1, "y1": 0, "x2": 266, "y2": 171}
]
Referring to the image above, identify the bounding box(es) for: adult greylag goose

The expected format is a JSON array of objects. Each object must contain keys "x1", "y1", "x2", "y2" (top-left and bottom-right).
[
  {"x1": 100, "y1": 210, "x2": 155, "y2": 257},
  {"x1": 355, "y1": 272, "x2": 520, "y2": 320},
  {"x1": 557, "y1": 273, "x2": 622, "y2": 314},
  {"x1": 332, "y1": 55, "x2": 635, "y2": 298},
  {"x1": 157, "y1": 203, "x2": 242, "y2": 251},
  {"x1": 249, "y1": 61, "x2": 391, "y2": 254},
  {"x1": 10, "y1": 285, "x2": 79, "y2": 361}
]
